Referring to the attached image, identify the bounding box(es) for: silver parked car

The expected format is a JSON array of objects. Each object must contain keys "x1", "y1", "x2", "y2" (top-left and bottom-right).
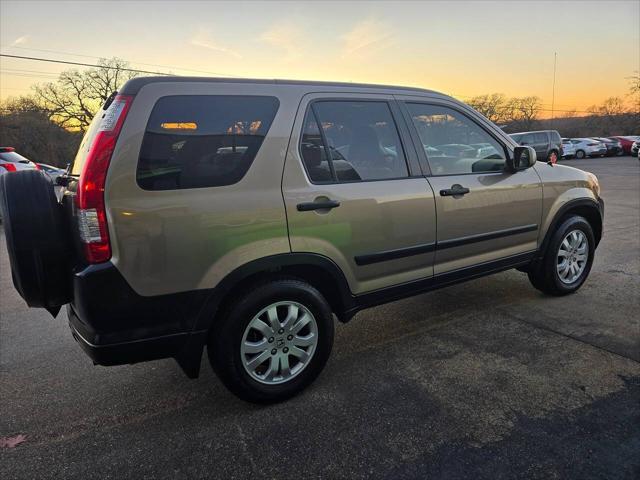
[
  {"x1": 566, "y1": 138, "x2": 607, "y2": 159},
  {"x1": 0, "y1": 77, "x2": 604, "y2": 403}
]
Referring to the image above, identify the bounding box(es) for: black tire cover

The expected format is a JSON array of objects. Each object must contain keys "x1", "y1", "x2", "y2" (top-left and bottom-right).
[{"x1": 0, "y1": 170, "x2": 72, "y2": 314}]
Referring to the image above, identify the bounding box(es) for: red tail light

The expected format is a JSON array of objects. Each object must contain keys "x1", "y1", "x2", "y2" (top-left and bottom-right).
[
  {"x1": 0, "y1": 163, "x2": 17, "y2": 172},
  {"x1": 33, "y1": 163, "x2": 41, "y2": 170},
  {"x1": 77, "y1": 94, "x2": 133, "y2": 263}
]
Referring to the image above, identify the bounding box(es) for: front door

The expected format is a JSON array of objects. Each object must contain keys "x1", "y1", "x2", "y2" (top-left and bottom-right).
[
  {"x1": 282, "y1": 93, "x2": 437, "y2": 294},
  {"x1": 400, "y1": 100, "x2": 542, "y2": 274}
]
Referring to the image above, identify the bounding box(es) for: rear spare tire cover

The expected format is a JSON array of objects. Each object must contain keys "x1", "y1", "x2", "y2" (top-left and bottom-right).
[{"x1": 0, "y1": 170, "x2": 72, "y2": 312}]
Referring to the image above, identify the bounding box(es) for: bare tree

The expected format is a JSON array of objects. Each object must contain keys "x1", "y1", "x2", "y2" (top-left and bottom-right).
[
  {"x1": 0, "y1": 96, "x2": 81, "y2": 167},
  {"x1": 467, "y1": 93, "x2": 508, "y2": 123},
  {"x1": 33, "y1": 58, "x2": 138, "y2": 131},
  {"x1": 503, "y1": 96, "x2": 542, "y2": 130},
  {"x1": 588, "y1": 97, "x2": 627, "y2": 117}
]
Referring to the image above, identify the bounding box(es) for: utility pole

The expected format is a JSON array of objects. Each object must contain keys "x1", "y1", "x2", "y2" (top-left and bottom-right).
[{"x1": 551, "y1": 52, "x2": 557, "y2": 121}]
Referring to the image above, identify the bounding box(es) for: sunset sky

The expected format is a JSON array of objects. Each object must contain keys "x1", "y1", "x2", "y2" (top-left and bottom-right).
[{"x1": 1, "y1": 0, "x2": 638, "y2": 116}]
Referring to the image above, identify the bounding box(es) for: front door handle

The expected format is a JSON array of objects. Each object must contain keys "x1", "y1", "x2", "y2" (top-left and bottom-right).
[
  {"x1": 297, "y1": 199, "x2": 341, "y2": 211},
  {"x1": 440, "y1": 184, "x2": 470, "y2": 197}
]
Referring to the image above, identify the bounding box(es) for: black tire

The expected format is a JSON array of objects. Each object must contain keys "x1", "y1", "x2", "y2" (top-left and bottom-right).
[
  {"x1": 0, "y1": 170, "x2": 72, "y2": 313},
  {"x1": 527, "y1": 215, "x2": 595, "y2": 296},
  {"x1": 208, "y1": 277, "x2": 334, "y2": 403},
  {"x1": 575, "y1": 150, "x2": 586, "y2": 159}
]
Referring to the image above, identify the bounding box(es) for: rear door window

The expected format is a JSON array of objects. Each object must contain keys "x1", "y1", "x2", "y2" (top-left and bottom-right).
[
  {"x1": 299, "y1": 100, "x2": 409, "y2": 183},
  {"x1": 137, "y1": 95, "x2": 279, "y2": 190},
  {"x1": 519, "y1": 133, "x2": 534, "y2": 145},
  {"x1": 534, "y1": 132, "x2": 548, "y2": 143}
]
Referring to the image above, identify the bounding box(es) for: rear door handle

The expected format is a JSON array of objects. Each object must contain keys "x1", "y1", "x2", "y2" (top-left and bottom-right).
[
  {"x1": 297, "y1": 200, "x2": 341, "y2": 211},
  {"x1": 440, "y1": 185, "x2": 470, "y2": 197}
]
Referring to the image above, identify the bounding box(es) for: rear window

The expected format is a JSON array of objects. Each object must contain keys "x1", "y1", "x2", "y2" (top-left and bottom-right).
[
  {"x1": 137, "y1": 95, "x2": 279, "y2": 190},
  {"x1": 0, "y1": 151, "x2": 31, "y2": 164}
]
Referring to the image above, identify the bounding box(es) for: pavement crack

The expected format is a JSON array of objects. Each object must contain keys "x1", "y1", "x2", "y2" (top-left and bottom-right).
[{"x1": 236, "y1": 424, "x2": 258, "y2": 474}]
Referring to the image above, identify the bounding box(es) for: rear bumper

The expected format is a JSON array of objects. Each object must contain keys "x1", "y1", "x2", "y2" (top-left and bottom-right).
[
  {"x1": 68, "y1": 306, "x2": 190, "y2": 366},
  {"x1": 67, "y1": 261, "x2": 211, "y2": 375}
]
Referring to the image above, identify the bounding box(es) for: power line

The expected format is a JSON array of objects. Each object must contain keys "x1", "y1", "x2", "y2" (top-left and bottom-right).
[
  {"x1": 0, "y1": 53, "x2": 171, "y2": 76},
  {"x1": 3, "y1": 45, "x2": 235, "y2": 77}
]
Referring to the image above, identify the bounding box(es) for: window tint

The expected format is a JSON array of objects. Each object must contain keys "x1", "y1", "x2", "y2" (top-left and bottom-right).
[
  {"x1": 137, "y1": 95, "x2": 279, "y2": 190},
  {"x1": 407, "y1": 103, "x2": 506, "y2": 175},
  {"x1": 510, "y1": 134, "x2": 523, "y2": 143},
  {"x1": 534, "y1": 132, "x2": 547, "y2": 143},
  {"x1": 551, "y1": 131, "x2": 561, "y2": 142},
  {"x1": 300, "y1": 101, "x2": 409, "y2": 183}
]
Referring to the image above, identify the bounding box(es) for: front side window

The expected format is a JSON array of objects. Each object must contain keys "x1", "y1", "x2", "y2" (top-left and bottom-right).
[
  {"x1": 300, "y1": 101, "x2": 409, "y2": 183},
  {"x1": 137, "y1": 95, "x2": 279, "y2": 190},
  {"x1": 407, "y1": 103, "x2": 507, "y2": 175}
]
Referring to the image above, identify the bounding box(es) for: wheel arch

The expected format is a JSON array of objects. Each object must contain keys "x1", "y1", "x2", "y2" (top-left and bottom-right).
[
  {"x1": 539, "y1": 198, "x2": 603, "y2": 258},
  {"x1": 194, "y1": 253, "x2": 355, "y2": 333}
]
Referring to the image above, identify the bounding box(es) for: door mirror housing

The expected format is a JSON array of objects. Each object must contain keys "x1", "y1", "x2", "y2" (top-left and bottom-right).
[{"x1": 508, "y1": 146, "x2": 536, "y2": 172}]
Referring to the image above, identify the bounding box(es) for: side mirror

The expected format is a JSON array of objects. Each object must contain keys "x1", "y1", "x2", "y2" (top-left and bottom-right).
[{"x1": 507, "y1": 146, "x2": 537, "y2": 172}]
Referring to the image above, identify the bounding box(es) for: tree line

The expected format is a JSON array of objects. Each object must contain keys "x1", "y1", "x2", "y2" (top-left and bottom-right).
[{"x1": 0, "y1": 59, "x2": 638, "y2": 168}]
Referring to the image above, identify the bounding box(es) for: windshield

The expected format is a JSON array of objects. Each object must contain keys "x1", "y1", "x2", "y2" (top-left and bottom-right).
[{"x1": 0, "y1": 151, "x2": 31, "y2": 163}]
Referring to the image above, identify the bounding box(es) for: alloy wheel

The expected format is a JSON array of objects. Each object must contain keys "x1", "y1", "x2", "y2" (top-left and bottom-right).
[
  {"x1": 556, "y1": 229, "x2": 589, "y2": 284},
  {"x1": 240, "y1": 301, "x2": 318, "y2": 385}
]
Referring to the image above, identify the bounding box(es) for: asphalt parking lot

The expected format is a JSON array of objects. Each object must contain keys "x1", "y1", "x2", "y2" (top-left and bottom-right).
[{"x1": 1, "y1": 155, "x2": 639, "y2": 479}]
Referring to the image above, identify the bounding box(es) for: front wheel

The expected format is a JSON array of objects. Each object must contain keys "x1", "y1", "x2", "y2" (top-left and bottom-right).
[
  {"x1": 528, "y1": 215, "x2": 595, "y2": 296},
  {"x1": 208, "y1": 278, "x2": 334, "y2": 403},
  {"x1": 575, "y1": 149, "x2": 586, "y2": 159}
]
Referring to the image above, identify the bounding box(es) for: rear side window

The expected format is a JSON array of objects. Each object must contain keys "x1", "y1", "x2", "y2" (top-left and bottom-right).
[
  {"x1": 551, "y1": 131, "x2": 561, "y2": 142},
  {"x1": 137, "y1": 95, "x2": 279, "y2": 190},
  {"x1": 300, "y1": 101, "x2": 409, "y2": 183}
]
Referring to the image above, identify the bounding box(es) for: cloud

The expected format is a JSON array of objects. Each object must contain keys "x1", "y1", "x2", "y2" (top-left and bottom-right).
[
  {"x1": 260, "y1": 22, "x2": 304, "y2": 62},
  {"x1": 190, "y1": 28, "x2": 242, "y2": 59},
  {"x1": 11, "y1": 35, "x2": 30, "y2": 46},
  {"x1": 341, "y1": 19, "x2": 393, "y2": 59}
]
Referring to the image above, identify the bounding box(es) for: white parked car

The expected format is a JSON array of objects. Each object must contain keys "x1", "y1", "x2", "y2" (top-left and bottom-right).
[
  {"x1": 0, "y1": 147, "x2": 39, "y2": 175},
  {"x1": 561, "y1": 138, "x2": 576, "y2": 158},
  {"x1": 565, "y1": 138, "x2": 607, "y2": 159}
]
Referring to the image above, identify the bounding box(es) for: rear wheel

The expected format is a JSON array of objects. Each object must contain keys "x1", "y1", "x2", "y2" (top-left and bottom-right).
[
  {"x1": 208, "y1": 278, "x2": 334, "y2": 403},
  {"x1": 528, "y1": 215, "x2": 595, "y2": 296},
  {"x1": 575, "y1": 150, "x2": 586, "y2": 159}
]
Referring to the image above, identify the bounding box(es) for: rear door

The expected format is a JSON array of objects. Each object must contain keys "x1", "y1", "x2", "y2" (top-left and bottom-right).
[
  {"x1": 398, "y1": 98, "x2": 542, "y2": 274},
  {"x1": 282, "y1": 93, "x2": 437, "y2": 295}
]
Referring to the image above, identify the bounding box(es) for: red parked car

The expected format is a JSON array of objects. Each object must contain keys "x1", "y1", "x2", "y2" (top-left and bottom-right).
[{"x1": 610, "y1": 136, "x2": 640, "y2": 155}]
